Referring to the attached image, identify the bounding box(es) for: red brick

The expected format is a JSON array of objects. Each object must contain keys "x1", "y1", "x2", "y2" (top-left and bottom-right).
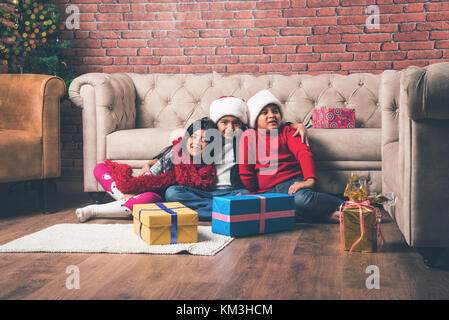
[
  {"x1": 152, "y1": 48, "x2": 183, "y2": 56},
  {"x1": 287, "y1": 54, "x2": 321, "y2": 63},
  {"x1": 341, "y1": 61, "x2": 376, "y2": 70},
  {"x1": 308, "y1": 0, "x2": 339, "y2": 7},
  {"x1": 360, "y1": 34, "x2": 392, "y2": 42},
  {"x1": 312, "y1": 44, "x2": 346, "y2": 53},
  {"x1": 427, "y1": 12, "x2": 449, "y2": 22},
  {"x1": 227, "y1": 64, "x2": 259, "y2": 73},
  {"x1": 99, "y1": 4, "x2": 130, "y2": 13},
  {"x1": 371, "y1": 51, "x2": 407, "y2": 60},
  {"x1": 207, "y1": 56, "x2": 239, "y2": 64},
  {"x1": 225, "y1": 1, "x2": 256, "y2": 10},
  {"x1": 129, "y1": 57, "x2": 160, "y2": 65},
  {"x1": 399, "y1": 42, "x2": 434, "y2": 50},
  {"x1": 149, "y1": 65, "x2": 180, "y2": 73},
  {"x1": 231, "y1": 46, "x2": 263, "y2": 55},
  {"x1": 404, "y1": 3, "x2": 424, "y2": 13},
  {"x1": 257, "y1": 0, "x2": 290, "y2": 9},
  {"x1": 389, "y1": 13, "x2": 426, "y2": 23},
  {"x1": 107, "y1": 48, "x2": 137, "y2": 56},
  {"x1": 177, "y1": 3, "x2": 209, "y2": 11},
  {"x1": 259, "y1": 64, "x2": 291, "y2": 72},
  {"x1": 276, "y1": 37, "x2": 307, "y2": 45},
  {"x1": 307, "y1": 35, "x2": 341, "y2": 44},
  {"x1": 239, "y1": 55, "x2": 271, "y2": 64},
  {"x1": 393, "y1": 31, "x2": 429, "y2": 42},
  {"x1": 180, "y1": 65, "x2": 212, "y2": 73},
  {"x1": 118, "y1": 40, "x2": 146, "y2": 47},
  {"x1": 308, "y1": 63, "x2": 341, "y2": 71},
  {"x1": 408, "y1": 50, "x2": 443, "y2": 59},
  {"x1": 161, "y1": 56, "x2": 191, "y2": 65},
  {"x1": 321, "y1": 53, "x2": 354, "y2": 62},
  {"x1": 425, "y1": 2, "x2": 449, "y2": 11}
]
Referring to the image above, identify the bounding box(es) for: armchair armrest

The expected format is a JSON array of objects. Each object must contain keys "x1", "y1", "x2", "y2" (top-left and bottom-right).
[
  {"x1": 401, "y1": 63, "x2": 449, "y2": 121},
  {"x1": 68, "y1": 73, "x2": 136, "y2": 191},
  {"x1": 0, "y1": 73, "x2": 65, "y2": 178},
  {"x1": 395, "y1": 62, "x2": 449, "y2": 246}
]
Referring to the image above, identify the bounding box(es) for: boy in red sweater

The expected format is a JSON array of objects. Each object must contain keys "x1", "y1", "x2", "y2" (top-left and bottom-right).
[{"x1": 239, "y1": 90, "x2": 343, "y2": 222}]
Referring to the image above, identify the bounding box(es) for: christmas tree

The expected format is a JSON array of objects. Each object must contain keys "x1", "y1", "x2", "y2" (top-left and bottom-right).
[{"x1": 0, "y1": 0, "x2": 76, "y2": 98}]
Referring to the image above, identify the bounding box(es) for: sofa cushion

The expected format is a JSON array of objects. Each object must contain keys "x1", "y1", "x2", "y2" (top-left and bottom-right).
[
  {"x1": 0, "y1": 130, "x2": 42, "y2": 183},
  {"x1": 106, "y1": 128, "x2": 184, "y2": 160},
  {"x1": 308, "y1": 128, "x2": 381, "y2": 161}
]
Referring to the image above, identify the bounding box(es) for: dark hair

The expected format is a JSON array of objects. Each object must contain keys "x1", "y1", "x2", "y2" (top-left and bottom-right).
[{"x1": 181, "y1": 117, "x2": 218, "y2": 159}]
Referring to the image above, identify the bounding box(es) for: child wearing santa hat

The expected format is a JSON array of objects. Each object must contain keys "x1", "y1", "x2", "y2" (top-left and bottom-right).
[{"x1": 239, "y1": 89, "x2": 344, "y2": 222}]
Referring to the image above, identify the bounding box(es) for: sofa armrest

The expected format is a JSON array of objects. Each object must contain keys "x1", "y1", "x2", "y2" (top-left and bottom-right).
[
  {"x1": 401, "y1": 63, "x2": 449, "y2": 121},
  {"x1": 68, "y1": 73, "x2": 136, "y2": 191},
  {"x1": 69, "y1": 73, "x2": 137, "y2": 131},
  {"x1": 0, "y1": 74, "x2": 65, "y2": 178}
]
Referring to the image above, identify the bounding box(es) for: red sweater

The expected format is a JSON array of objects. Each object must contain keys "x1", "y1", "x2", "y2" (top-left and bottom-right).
[{"x1": 238, "y1": 125, "x2": 317, "y2": 193}]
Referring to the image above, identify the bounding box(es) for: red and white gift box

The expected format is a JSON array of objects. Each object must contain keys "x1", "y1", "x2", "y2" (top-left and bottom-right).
[{"x1": 312, "y1": 107, "x2": 355, "y2": 129}]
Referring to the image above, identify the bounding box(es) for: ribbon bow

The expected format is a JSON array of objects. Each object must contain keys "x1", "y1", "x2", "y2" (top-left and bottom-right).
[
  {"x1": 138, "y1": 203, "x2": 185, "y2": 244},
  {"x1": 338, "y1": 200, "x2": 385, "y2": 255}
]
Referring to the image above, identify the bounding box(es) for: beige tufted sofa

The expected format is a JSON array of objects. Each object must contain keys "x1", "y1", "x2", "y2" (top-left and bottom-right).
[{"x1": 69, "y1": 63, "x2": 449, "y2": 253}]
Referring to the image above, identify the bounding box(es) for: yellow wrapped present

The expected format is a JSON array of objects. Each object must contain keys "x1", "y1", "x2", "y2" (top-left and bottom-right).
[
  {"x1": 132, "y1": 202, "x2": 198, "y2": 245},
  {"x1": 338, "y1": 200, "x2": 385, "y2": 254}
]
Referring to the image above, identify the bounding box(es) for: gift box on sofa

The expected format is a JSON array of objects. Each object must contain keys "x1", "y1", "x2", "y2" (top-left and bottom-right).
[
  {"x1": 339, "y1": 201, "x2": 384, "y2": 254},
  {"x1": 132, "y1": 202, "x2": 198, "y2": 245},
  {"x1": 212, "y1": 193, "x2": 295, "y2": 237},
  {"x1": 312, "y1": 107, "x2": 355, "y2": 129}
]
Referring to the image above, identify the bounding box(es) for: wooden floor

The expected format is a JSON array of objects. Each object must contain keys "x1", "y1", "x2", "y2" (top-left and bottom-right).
[{"x1": 1, "y1": 178, "x2": 449, "y2": 300}]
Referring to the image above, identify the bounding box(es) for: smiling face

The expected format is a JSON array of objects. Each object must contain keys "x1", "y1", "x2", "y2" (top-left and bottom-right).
[
  {"x1": 187, "y1": 129, "x2": 209, "y2": 157},
  {"x1": 256, "y1": 104, "x2": 282, "y2": 131},
  {"x1": 216, "y1": 115, "x2": 243, "y2": 139}
]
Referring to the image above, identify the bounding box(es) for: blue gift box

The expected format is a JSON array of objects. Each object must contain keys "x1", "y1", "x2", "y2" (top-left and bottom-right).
[{"x1": 212, "y1": 193, "x2": 295, "y2": 237}]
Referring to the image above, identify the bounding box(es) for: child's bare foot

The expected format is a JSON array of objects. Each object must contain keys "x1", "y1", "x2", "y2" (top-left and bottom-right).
[{"x1": 323, "y1": 210, "x2": 341, "y2": 224}]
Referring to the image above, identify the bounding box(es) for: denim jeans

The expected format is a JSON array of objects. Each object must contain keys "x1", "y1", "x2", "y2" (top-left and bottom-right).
[
  {"x1": 164, "y1": 186, "x2": 250, "y2": 221},
  {"x1": 268, "y1": 177, "x2": 344, "y2": 221}
]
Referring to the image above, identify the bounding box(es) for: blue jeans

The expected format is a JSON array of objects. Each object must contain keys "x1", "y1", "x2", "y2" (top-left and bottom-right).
[
  {"x1": 165, "y1": 186, "x2": 250, "y2": 221},
  {"x1": 268, "y1": 177, "x2": 344, "y2": 221}
]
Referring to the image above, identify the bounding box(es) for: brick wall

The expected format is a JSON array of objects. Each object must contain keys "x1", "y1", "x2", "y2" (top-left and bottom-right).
[{"x1": 54, "y1": 0, "x2": 449, "y2": 176}]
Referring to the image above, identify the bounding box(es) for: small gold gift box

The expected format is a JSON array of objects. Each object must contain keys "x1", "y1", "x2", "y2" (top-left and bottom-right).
[
  {"x1": 341, "y1": 204, "x2": 378, "y2": 253},
  {"x1": 132, "y1": 202, "x2": 198, "y2": 245}
]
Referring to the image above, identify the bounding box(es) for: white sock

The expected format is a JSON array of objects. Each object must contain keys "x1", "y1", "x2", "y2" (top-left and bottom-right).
[
  {"x1": 75, "y1": 199, "x2": 131, "y2": 223},
  {"x1": 108, "y1": 181, "x2": 125, "y2": 201}
]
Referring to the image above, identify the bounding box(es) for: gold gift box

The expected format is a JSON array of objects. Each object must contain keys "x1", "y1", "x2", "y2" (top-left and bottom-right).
[
  {"x1": 132, "y1": 202, "x2": 198, "y2": 245},
  {"x1": 342, "y1": 205, "x2": 377, "y2": 253}
]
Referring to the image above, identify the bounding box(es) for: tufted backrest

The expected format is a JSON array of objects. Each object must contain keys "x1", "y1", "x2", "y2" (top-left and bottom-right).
[{"x1": 127, "y1": 72, "x2": 383, "y2": 129}]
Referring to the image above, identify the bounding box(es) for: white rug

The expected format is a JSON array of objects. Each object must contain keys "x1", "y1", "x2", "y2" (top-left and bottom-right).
[{"x1": 0, "y1": 224, "x2": 233, "y2": 256}]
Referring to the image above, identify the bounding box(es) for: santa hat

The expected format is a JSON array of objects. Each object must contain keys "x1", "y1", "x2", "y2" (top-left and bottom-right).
[
  {"x1": 247, "y1": 90, "x2": 283, "y2": 128},
  {"x1": 209, "y1": 96, "x2": 248, "y2": 125}
]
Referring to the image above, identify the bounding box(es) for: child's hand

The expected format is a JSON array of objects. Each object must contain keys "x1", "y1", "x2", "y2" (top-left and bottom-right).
[
  {"x1": 139, "y1": 159, "x2": 158, "y2": 176},
  {"x1": 288, "y1": 182, "x2": 306, "y2": 195},
  {"x1": 290, "y1": 123, "x2": 310, "y2": 147},
  {"x1": 288, "y1": 178, "x2": 316, "y2": 195}
]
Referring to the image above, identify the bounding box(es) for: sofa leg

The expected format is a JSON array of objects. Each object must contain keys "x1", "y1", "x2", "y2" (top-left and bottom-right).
[
  {"x1": 416, "y1": 248, "x2": 446, "y2": 268},
  {"x1": 88, "y1": 192, "x2": 106, "y2": 204},
  {"x1": 37, "y1": 179, "x2": 55, "y2": 214}
]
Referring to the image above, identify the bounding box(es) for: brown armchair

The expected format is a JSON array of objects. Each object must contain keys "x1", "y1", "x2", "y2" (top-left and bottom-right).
[{"x1": 0, "y1": 73, "x2": 66, "y2": 212}]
